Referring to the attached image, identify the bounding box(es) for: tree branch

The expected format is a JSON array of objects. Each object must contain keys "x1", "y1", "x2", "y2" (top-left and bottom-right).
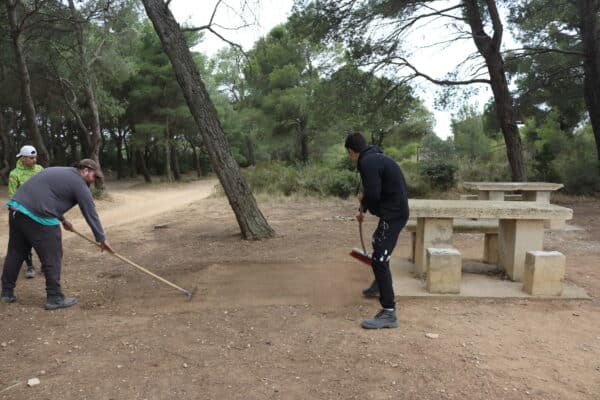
[
  {"x1": 391, "y1": 56, "x2": 491, "y2": 86},
  {"x1": 486, "y1": 0, "x2": 503, "y2": 48}
]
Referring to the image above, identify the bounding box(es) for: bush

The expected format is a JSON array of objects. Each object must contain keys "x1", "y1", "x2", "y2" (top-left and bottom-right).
[
  {"x1": 243, "y1": 161, "x2": 359, "y2": 198},
  {"x1": 551, "y1": 127, "x2": 600, "y2": 194},
  {"x1": 417, "y1": 134, "x2": 457, "y2": 190},
  {"x1": 419, "y1": 163, "x2": 457, "y2": 191}
]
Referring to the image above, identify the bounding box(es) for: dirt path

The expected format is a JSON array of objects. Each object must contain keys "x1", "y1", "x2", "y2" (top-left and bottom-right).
[
  {"x1": 0, "y1": 178, "x2": 218, "y2": 250},
  {"x1": 0, "y1": 181, "x2": 599, "y2": 400}
]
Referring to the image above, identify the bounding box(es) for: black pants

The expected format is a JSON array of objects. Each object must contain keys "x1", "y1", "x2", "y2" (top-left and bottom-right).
[
  {"x1": 1, "y1": 210, "x2": 63, "y2": 298},
  {"x1": 371, "y1": 218, "x2": 406, "y2": 310}
]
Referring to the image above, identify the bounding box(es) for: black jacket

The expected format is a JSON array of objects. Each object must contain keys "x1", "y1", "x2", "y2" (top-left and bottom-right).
[{"x1": 358, "y1": 145, "x2": 409, "y2": 222}]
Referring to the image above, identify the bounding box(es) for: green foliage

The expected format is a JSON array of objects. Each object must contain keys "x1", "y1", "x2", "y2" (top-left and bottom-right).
[
  {"x1": 384, "y1": 142, "x2": 418, "y2": 162},
  {"x1": 521, "y1": 112, "x2": 570, "y2": 182},
  {"x1": 244, "y1": 161, "x2": 359, "y2": 198},
  {"x1": 550, "y1": 125, "x2": 600, "y2": 194},
  {"x1": 417, "y1": 134, "x2": 457, "y2": 190}
]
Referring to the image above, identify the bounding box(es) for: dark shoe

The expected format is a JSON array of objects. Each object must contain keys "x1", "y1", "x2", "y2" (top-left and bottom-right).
[
  {"x1": 362, "y1": 279, "x2": 379, "y2": 298},
  {"x1": 45, "y1": 296, "x2": 78, "y2": 310},
  {"x1": 24, "y1": 266, "x2": 36, "y2": 279},
  {"x1": 361, "y1": 309, "x2": 398, "y2": 329},
  {"x1": 1, "y1": 293, "x2": 16, "y2": 304}
]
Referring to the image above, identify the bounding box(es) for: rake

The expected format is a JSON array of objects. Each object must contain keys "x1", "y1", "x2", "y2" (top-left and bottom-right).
[{"x1": 71, "y1": 228, "x2": 197, "y2": 301}]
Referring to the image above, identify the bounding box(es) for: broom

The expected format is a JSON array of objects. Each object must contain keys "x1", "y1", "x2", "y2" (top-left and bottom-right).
[{"x1": 349, "y1": 211, "x2": 371, "y2": 265}]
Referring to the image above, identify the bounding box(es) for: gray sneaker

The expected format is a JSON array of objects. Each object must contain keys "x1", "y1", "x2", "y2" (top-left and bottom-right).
[
  {"x1": 361, "y1": 309, "x2": 398, "y2": 329},
  {"x1": 362, "y1": 279, "x2": 379, "y2": 298},
  {"x1": 1, "y1": 293, "x2": 16, "y2": 304},
  {"x1": 24, "y1": 266, "x2": 36, "y2": 279},
  {"x1": 45, "y1": 297, "x2": 78, "y2": 310}
]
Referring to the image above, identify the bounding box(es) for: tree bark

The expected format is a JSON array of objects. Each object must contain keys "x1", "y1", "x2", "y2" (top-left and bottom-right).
[
  {"x1": 5, "y1": 0, "x2": 49, "y2": 166},
  {"x1": 171, "y1": 145, "x2": 181, "y2": 181},
  {"x1": 464, "y1": 0, "x2": 526, "y2": 181},
  {"x1": 136, "y1": 147, "x2": 152, "y2": 183},
  {"x1": 0, "y1": 111, "x2": 12, "y2": 184},
  {"x1": 578, "y1": 0, "x2": 600, "y2": 164},
  {"x1": 164, "y1": 117, "x2": 174, "y2": 182},
  {"x1": 245, "y1": 135, "x2": 255, "y2": 166},
  {"x1": 68, "y1": 0, "x2": 105, "y2": 190},
  {"x1": 141, "y1": 0, "x2": 275, "y2": 239}
]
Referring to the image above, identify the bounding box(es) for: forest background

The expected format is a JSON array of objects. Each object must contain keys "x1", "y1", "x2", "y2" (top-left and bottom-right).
[{"x1": 1, "y1": 0, "x2": 600, "y2": 201}]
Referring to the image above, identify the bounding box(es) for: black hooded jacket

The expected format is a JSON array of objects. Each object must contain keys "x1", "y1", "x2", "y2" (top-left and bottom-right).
[{"x1": 357, "y1": 145, "x2": 409, "y2": 222}]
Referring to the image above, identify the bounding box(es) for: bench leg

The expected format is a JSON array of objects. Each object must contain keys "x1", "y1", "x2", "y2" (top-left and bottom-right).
[
  {"x1": 498, "y1": 219, "x2": 544, "y2": 281},
  {"x1": 483, "y1": 233, "x2": 498, "y2": 264},
  {"x1": 414, "y1": 218, "x2": 453, "y2": 278},
  {"x1": 522, "y1": 191, "x2": 551, "y2": 203},
  {"x1": 479, "y1": 191, "x2": 504, "y2": 201},
  {"x1": 410, "y1": 232, "x2": 416, "y2": 263}
]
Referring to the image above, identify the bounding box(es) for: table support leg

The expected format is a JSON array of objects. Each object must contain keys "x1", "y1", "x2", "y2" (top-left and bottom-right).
[
  {"x1": 414, "y1": 218, "x2": 453, "y2": 277},
  {"x1": 498, "y1": 219, "x2": 544, "y2": 281}
]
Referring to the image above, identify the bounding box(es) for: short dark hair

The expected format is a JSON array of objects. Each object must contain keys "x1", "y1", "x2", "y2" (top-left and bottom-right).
[{"x1": 344, "y1": 132, "x2": 367, "y2": 153}]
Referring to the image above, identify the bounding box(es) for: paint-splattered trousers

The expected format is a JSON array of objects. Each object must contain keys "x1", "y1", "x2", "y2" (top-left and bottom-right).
[{"x1": 371, "y1": 218, "x2": 406, "y2": 310}]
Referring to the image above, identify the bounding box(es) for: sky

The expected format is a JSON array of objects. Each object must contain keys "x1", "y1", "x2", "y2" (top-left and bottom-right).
[{"x1": 170, "y1": 0, "x2": 496, "y2": 140}]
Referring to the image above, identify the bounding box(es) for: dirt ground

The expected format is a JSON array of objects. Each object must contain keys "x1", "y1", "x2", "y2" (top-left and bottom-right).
[{"x1": 0, "y1": 177, "x2": 599, "y2": 400}]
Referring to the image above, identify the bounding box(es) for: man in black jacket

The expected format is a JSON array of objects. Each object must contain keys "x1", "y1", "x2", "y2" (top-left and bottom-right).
[{"x1": 345, "y1": 132, "x2": 409, "y2": 329}]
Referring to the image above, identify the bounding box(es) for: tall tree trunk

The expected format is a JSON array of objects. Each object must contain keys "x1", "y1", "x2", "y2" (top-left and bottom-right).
[
  {"x1": 0, "y1": 111, "x2": 12, "y2": 184},
  {"x1": 171, "y1": 145, "x2": 181, "y2": 181},
  {"x1": 191, "y1": 145, "x2": 202, "y2": 177},
  {"x1": 245, "y1": 135, "x2": 255, "y2": 166},
  {"x1": 68, "y1": 124, "x2": 79, "y2": 163},
  {"x1": 113, "y1": 128, "x2": 124, "y2": 179},
  {"x1": 164, "y1": 117, "x2": 174, "y2": 182},
  {"x1": 136, "y1": 148, "x2": 152, "y2": 183},
  {"x1": 464, "y1": 0, "x2": 526, "y2": 181},
  {"x1": 5, "y1": 0, "x2": 49, "y2": 166},
  {"x1": 68, "y1": 0, "x2": 105, "y2": 190},
  {"x1": 141, "y1": 0, "x2": 275, "y2": 239},
  {"x1": 578, "y1": 0, "x2": 600, "y2": 165}
]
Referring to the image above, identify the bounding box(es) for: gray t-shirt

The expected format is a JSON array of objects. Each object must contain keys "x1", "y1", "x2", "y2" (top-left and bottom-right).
[{"x1": 12, "y1": 167, "x2": 106, "y2": 242}]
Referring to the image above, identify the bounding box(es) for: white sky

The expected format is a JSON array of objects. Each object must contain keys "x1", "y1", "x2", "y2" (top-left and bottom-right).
[{"x1": 170, "y1": 0, "x2": 498, "y2": 140}]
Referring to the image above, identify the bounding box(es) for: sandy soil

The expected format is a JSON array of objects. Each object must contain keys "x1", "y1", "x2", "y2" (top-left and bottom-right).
[{"x1": 0, "y1": 177, "x2": 599, "y2": 400}]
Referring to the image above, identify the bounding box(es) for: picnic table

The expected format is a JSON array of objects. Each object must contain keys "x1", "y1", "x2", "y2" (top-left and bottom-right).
[
  {"x1": 408, "y1": 199, "x2": 573, "y2": 282},
  {"x1": 463, "y1": 182, "x2": 564, "y2": 203}
]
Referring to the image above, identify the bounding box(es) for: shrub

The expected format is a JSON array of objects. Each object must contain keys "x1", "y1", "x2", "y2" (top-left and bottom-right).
[
  {"x1": 243, "y1": 161, "x2": 359, "y2": 198},
  {"x1": 551, "y1": 127, "x2": 600, "y2": 194},
  {"x1": 417, "y1": 134, "x2": 457, "y2": 190}
]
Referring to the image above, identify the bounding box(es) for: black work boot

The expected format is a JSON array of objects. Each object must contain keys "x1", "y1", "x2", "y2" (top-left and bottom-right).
[
  {"x1": 45, "y1": 296, "x2": 78, "y2": 310},
  {"x1": 361, "y1": 309, "x2": 398, "y2": 329},
  {"x1": 362, "y1": 279, "x2": 379, "y2": 298},
  {"x1": 1, "y1": 292, "x2": 16, "y2": 304}
]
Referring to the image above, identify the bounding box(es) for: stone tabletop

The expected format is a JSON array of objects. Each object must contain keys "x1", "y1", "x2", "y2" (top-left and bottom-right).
[
  {"x1": 408, "y1": 199, "x2": 572, "y2": 220},
  {"x1": 463, "y1": 182, "x2": 564, "y2": 191}
]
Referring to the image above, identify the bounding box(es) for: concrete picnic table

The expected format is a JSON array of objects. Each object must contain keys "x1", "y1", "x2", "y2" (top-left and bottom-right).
[
  {"x1": 463, "y1": 182, "x2": 564, "y2": 203},
  {"x1": 408, "y1": 199, "x2": 573, "y2": 282}
]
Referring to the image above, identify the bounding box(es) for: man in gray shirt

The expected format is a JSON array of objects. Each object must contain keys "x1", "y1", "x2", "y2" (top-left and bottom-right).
[{"x1": 1, "y1": 159, "x2": 113, "y2": 310}]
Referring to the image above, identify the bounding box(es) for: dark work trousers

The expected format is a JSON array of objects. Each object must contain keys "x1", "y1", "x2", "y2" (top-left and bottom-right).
[
  {"x1": 1, "y1": 210, "x2": 63, "y2": 298},
  {"x1": 371, "y1": 218, "x2": 406, "y2": 310},
  {"x1": 6, "y1": 211, "x2": 33, "y2": 268},
  {"x1": 24, "y1": 249, "x2": 33, "y2": 268}
]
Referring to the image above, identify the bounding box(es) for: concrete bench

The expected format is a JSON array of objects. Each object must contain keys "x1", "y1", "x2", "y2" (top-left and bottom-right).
[
  {"x1": 426, "y1": 247, "x2": 461, "y2": 294},
  {"x1": 405, "y1": 219, "x2": 499, "y2": 264},
  {"x1": 407, "y1": 199, "x2": 572, "y2": 281},
  {"x1": 522, "y1": 251, "x2": 566, "y2": 296}
]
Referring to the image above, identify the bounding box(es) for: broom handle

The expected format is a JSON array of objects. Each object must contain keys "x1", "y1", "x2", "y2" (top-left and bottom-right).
[
  {"x1": 71, "y1": 229, "x2": 189, "y2": 294},
  {"x1": 359, "y1": 211, "x2": 367, "y2": 254}
]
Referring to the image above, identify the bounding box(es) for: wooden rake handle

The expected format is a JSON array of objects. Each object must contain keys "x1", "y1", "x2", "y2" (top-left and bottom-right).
[
  {"x1": 70, "y1": 229, "x2": 193, "y2": 298},
  {"x1": 358, "y1": 211, "x2": 367, "y2": 254}
]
